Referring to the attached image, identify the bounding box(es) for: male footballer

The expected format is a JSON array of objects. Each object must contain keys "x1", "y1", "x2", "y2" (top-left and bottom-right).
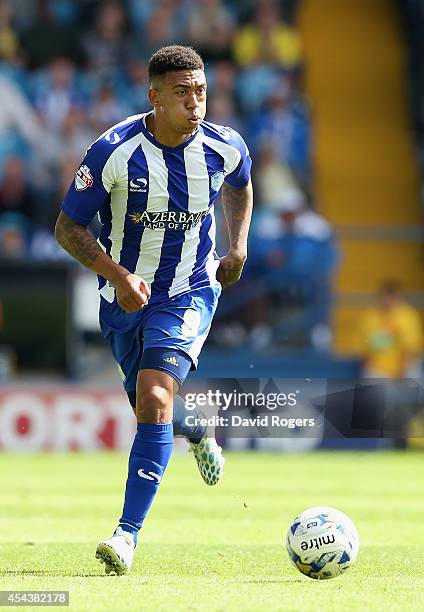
[{"x1": 55, "y1": 45, "x2": 253, "y2": 575}]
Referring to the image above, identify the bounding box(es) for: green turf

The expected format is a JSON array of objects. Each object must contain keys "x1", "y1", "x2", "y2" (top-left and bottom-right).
[{"x1": 0, "y1": 450, "x2": 423, "y2": 611}]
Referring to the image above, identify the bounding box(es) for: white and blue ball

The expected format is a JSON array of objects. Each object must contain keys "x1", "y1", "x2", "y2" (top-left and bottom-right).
[{"x1": 286, "y1": 506, "x2": 359, "y2": 580}]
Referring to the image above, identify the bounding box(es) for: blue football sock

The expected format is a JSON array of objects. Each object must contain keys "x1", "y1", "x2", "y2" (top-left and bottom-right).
[
  {"x1": 119, "y1": 423, "x2": 173, "y2": 544},
  {"x1": 172, "y1": 395, "x2": 206, "y2": 444}
]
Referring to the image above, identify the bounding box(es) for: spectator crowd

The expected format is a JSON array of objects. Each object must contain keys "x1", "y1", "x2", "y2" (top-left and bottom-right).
[{"x1": 0, "y1": 0, "x2": 339, "y2": 350}]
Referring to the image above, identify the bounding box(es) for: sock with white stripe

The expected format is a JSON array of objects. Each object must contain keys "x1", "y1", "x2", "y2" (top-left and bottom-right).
[{"x1": 119, "y1": 423, "x2": 173, "y2": 544}]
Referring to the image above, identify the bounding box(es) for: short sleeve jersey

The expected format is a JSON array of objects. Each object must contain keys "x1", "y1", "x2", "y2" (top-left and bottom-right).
[{"x1": 61, "y1": 113, "x2": 252, "y2": 302}]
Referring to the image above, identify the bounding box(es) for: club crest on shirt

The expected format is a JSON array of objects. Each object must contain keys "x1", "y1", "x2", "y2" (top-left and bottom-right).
[
  {"x1": 211, "y1": 171, "x2": 224, "y2": 192},
  {"x1": 75, "y1": 165, "x2": 94, "y2": 191}
]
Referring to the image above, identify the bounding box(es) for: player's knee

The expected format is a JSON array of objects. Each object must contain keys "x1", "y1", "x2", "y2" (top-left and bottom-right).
[{"x1": 136, "y1": 385, "x2": 173, "y2": 424}]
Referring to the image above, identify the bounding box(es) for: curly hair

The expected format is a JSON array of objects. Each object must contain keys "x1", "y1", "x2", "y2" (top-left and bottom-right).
[{"x1": 148, "y1": 45, "x2": 204, "y2": 80}]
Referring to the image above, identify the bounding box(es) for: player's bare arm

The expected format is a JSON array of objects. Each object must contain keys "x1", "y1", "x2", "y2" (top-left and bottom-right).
[
  {"x1": 218, "y1": 179, "x2": 253, "y2": 288},
  {"x1": 55, "y1": 211, "x2": 150, "y2": 313}
]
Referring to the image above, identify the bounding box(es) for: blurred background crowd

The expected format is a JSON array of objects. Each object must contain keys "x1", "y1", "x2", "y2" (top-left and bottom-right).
[
  {"x1": 0, "y1": 0, "x2": 423, "y2": 379},
  {"x1": 0, "y1": 0, "x2": 336, "y2": 352},
  {"x1": 0, "y1": 0, "x2": 310, "y2": 241}
]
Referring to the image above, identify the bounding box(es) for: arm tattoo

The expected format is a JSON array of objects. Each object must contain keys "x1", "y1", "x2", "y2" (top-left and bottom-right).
[
  {"x1": 221, "y1": 180, "x2": 253, "y2": 253},
  {"x1": 55, "y1": 211, "x2": 102, "y2": 268}
]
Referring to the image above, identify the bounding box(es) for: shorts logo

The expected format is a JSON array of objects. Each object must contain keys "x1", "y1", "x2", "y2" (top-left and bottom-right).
[
  {"x1": 211, "y1": 171, "x2": 224, "y2": 192},
  {"x1": 163, "y1": 356, "x2": 179, "y2": 367},
  {"x1": 182, "y1": 309, "x2": 201, "y2": 337},
  {"x1": 75, "y1": 165, "x2": 93, "y2": 191}
]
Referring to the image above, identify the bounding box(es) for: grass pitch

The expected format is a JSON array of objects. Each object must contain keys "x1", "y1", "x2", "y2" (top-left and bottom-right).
[{"x1": 0, "y1": 450, "x2": 423, "y2": 611}]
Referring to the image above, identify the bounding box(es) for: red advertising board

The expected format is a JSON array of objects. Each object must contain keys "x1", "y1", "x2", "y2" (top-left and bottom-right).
[{"x1": 0, "y1": 386, "x2": 136, "y2": 451}]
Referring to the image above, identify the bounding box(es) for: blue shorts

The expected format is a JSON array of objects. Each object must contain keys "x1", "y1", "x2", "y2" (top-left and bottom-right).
[{"x1": 99, "y1": 284, "x2": 221, "y2": 391}]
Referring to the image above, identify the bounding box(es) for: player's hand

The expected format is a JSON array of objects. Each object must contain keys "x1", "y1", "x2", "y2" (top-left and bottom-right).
[
  {"x1": 115, "y1": 273, "x2": 151, "y2": 313},
  {"x1": 216, "y1": 249, "x2": 247, "y2": 289}
]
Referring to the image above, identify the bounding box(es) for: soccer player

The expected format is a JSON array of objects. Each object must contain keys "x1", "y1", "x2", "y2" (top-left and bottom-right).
[{"x1": 55, "y1": 45, "x2": 253, "y2": 575}]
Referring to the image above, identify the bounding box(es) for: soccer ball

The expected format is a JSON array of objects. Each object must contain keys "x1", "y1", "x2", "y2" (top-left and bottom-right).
[{"x1": 286, "y1": 506, "x2": 359, "y2": 580}]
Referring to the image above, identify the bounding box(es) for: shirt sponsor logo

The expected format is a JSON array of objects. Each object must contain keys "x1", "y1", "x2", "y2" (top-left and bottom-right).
[
  {"x1": 129, "y1": 177, "x2": 148, "y2": 192},
  {"x1": 129, "y1": 209, "x2": 209, "y2": 230},
  {"x1": 75, "y1": 165, "x2": 93, "y2": 191}
]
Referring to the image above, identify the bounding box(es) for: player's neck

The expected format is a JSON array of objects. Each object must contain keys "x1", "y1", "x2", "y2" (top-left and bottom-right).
[{"x1": 145, "y1": 112, "x2": 194, "y2": 148}]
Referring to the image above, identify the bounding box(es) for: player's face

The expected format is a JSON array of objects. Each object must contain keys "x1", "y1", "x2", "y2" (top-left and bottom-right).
[{"x1": 150, "y1": 70, "x2": 207, "y2": 134}]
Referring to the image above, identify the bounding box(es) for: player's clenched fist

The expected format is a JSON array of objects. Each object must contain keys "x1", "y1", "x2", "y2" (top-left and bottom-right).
[
  {"x1": 216, "y1": 250, "x2": 247, "y2": 288},
  {"x1": 115, "y1": 273, "x2": 151, "y2": 313}
]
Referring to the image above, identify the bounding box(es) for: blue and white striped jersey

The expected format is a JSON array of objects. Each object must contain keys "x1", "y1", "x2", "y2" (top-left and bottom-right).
[{"x1": 61, "y1": 113, "x2": 252, "y2": 303}]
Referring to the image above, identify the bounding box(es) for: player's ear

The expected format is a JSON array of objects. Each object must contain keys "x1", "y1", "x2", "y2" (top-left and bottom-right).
[{"x1": 149, "y1": 86, "x2": 161, "y2": 108}]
